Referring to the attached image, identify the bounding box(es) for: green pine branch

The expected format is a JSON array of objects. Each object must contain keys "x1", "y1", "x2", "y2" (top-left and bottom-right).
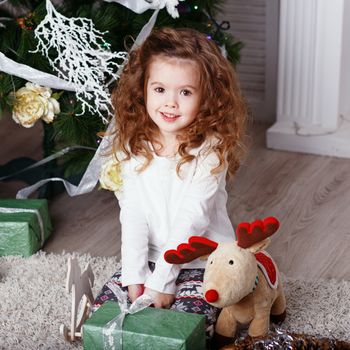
[{"x1": 52, "y1": 94, "x2": 106, "y2": 148}]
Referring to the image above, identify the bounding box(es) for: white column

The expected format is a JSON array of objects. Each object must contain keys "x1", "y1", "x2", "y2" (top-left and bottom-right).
[{"x1": 267, "y1": 0, "x2": 350, "y2": 158}]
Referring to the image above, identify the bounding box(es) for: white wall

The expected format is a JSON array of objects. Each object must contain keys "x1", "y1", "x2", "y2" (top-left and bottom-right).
[{"x1": 218, "y1": 0, "x2": 279, "y2": 123}]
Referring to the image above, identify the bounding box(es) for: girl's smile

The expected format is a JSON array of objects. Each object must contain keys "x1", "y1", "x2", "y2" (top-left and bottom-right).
[
  {"x1": 146, "y1": 56, "x2": 201, "y2": 148},
  {"x1": 160, "y1": 111, "x2": 181, "y2": 122}
]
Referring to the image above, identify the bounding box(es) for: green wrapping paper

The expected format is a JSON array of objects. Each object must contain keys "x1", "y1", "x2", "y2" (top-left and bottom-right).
[
  {"x1": 83, "y1": 301, "x2": 206, "y2": 350},
  {"x1": 0, "y1": 199, "x2": 52, "y2": 257}
]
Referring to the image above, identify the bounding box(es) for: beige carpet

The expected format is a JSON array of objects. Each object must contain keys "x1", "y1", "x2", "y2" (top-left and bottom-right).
[{"x1": 0, "y1": 252, "x2": 349, "y2": 350}]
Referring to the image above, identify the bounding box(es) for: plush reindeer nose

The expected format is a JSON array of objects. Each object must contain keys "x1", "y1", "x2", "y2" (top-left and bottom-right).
[{"x1": 205, "y1": 289, "x2": 219, "y2": 302}]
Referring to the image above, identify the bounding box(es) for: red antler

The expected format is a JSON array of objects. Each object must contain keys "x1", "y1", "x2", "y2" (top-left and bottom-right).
[
  {"x1": 237, "y1": 217, "x2": 280, "y2": 249},
  {"x1": 164, "y1": 236, "x2": 218, "y2": 264}
]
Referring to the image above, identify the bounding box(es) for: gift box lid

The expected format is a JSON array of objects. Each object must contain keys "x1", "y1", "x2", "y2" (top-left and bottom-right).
[
  {"x1": 0, "y1": 199, "x2": 52, "y2": 256},
  {"x1": 0, "y1": 199, "x2": 51, "y2": 232},
  {"x1": 83, "y1": 300, "x2": 206, "y2": 350}
]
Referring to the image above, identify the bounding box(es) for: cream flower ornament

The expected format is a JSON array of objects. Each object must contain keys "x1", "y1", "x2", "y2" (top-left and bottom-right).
[
  {"x1": 12, "y1": 82, "x2": 60, "y2": 128},
  {"x1": 99, "y1": 159, "x2": 123, "y2": 193}
]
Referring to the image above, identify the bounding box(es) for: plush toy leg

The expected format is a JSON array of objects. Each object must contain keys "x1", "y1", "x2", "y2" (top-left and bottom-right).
[
  {"x1": 212, "y1": 332, "x2": 235, "y2": 350},
  {"x1": 215, "y1": 307, "x2": 238, "y2": 338},
  {"x1": 248, "y1": 315, "x2": 270, "y2": 337},
  {"x1": 270, "y1": 288, "x2": 287, "y2": 324},
  {"x1": 212, "y1": 308, "x2": 237, "y2": 349}
]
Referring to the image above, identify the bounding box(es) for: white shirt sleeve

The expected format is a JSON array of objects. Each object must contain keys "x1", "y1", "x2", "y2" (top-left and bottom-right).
[
  {"x1": 144, "y1": 151, "x2": 226, "y2": 294},
  {"x1": 118, "y1": 162, "x2": 151, "y2": 287}
]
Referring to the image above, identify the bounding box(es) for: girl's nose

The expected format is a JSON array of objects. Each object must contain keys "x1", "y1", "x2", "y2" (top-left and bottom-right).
[
  {"x1": 165, "y1": 101, "x2": 177, "y2": 108},
  {"x1": 165, "y1": 94, "x2": 178, "y2": 108}
]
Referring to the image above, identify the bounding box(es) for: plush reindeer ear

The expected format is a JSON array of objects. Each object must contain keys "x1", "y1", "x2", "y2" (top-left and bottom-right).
[
  {"x1": 199, "y1": 254, "x2": 211, "y2": 261},
  {"x1": 237, "y1": 217, "x2": 280, "y2": 249},
  {"x1": 164, "y1": 236, "x2": 218, "y2": 264},
  {"x1": 247, "y1": 238, "x2": 271, "y2": 253}
]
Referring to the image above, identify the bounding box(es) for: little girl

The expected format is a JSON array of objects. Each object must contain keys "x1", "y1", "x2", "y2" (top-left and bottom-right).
[{"x1": 95, "y1": 27, "x2": 247, "y2": 340}]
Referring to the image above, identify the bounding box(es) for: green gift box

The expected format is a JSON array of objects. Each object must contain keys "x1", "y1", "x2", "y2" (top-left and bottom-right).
[
  {"x1": 83, "y1": 301, "x2": 206, "y2": 350},
  {"x1": 0, "y1": 199, "x2": 52, "y2": 257}
]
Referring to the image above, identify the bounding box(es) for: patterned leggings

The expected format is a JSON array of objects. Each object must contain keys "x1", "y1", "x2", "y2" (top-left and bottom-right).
[{"x1": 93, "y1": 262, "x2": 221, "y2": 339}]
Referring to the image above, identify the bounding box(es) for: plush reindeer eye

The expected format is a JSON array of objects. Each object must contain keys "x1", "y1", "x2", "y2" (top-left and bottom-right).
[
  {"x1": 210, "y1": 261, "x2": 213, "y2": 264},
  {"x1": 229, "y1": 260, "x2": 234, "y2": 265}
]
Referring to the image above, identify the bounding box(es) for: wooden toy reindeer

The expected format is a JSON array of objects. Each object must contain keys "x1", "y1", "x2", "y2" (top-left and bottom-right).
[
  {"x1": 60, "y1": 257, "x2": 95, "y2": 342},
  {"x1": 164, "y1": 217, "x2": 286, "y2": 346}
]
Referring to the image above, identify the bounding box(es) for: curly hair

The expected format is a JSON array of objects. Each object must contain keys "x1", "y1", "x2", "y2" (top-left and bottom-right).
[{"x1": 112, "y1": 27, "x2": 247, "y2": 177}]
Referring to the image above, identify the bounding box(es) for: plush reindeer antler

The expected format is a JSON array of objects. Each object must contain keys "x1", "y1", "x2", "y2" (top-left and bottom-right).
[
  {"x1": 237, "y1": 217, "x2": 280, "y2": 249},
  {"x1": 164, "y1": 236, "x2": 218, "y2": 264}
]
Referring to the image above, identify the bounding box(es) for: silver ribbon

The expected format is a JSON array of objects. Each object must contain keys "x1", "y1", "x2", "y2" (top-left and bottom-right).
[
  {"x1": 103, "y1": 282, "x2": 154, "y2": 349},
  {"x1": 0, "y1": 52, "x2": 79, "y2": 91},
  {"x1": 16, "y1": 126, "x2": 114, "y2": 199},
  {"x1": 133, "y1": 9, "x2": 159, "y2": 48},
  {"x1": 0, "y1": 145, "x2": 96, "y2": 182},
  {"x1": 104, "y1": 0, "x2": 160, "y2": 14},
  {"x1": 0, "y1": 207, "x2": 45, "y2": 246},
  {"x1": 0, "y1": 17, "x2": 11, "y2": 28}
]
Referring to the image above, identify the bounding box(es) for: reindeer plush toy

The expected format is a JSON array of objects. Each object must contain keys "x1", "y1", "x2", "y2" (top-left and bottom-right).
[{"x1": 164, "y1": 217, "x2": 286, "y2": 345}]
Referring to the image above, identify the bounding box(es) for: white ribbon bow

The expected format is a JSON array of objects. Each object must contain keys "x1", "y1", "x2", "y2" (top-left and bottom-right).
[
  {"x1": 103, "y1": 282, "x2": 154, "y2": 349},
  {"x1": 105, "y1": 0, "x2": 183, "y2": 18}
]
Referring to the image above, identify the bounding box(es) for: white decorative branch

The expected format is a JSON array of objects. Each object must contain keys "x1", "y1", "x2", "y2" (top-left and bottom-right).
[{"x1": 32, "y1": 0, "x2": 127, "y2": 122}]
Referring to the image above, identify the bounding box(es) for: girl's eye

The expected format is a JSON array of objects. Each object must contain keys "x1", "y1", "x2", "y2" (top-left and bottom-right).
[
  {"x1": 181, "y1": 89, "x2": 192, "y2": 96},
  {"x1": 155, "y1": 87, "x2": 164, "y2": 93}
]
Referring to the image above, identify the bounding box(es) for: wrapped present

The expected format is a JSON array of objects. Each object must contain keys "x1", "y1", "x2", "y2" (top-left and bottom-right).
[
  {"x1": 83, "y1": 300, "x2": 206, "y2": 350},
  {"x1": 0, "y1": 199, "x2": 52, "y2": 257}
]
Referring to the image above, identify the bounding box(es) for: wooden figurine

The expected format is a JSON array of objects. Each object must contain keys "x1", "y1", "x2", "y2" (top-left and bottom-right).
[{"x1": 60, "y1": 257, "x2": 95, "y2": 342}]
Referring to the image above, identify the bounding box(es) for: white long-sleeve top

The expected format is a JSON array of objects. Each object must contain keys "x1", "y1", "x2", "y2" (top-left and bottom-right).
[{"x1": 115, "y1": 141, "x2": 235, "y2": 294}]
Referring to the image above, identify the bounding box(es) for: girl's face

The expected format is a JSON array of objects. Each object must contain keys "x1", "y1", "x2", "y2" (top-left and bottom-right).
[{"x1": 146, "y1": 56, "x2": 201, "y2": 143}]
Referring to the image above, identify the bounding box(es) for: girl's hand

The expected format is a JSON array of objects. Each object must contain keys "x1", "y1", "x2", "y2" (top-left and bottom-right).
[
  {"x1": 144, "y1": 287, "x2": 175, "y2": 309},
  {"x1": 128, "y1": 284, "x2": 144, "y2": 303}
]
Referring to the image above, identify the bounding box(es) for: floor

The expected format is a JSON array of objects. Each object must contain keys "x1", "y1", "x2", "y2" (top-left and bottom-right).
[{"x1": 1, "y1": 113, "x2": 350, "y2": 281}]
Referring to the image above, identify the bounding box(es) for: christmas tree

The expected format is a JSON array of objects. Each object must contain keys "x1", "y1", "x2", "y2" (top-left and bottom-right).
[{"x1": 0, "y1": 0, "x2": 243, "y2": 198}]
